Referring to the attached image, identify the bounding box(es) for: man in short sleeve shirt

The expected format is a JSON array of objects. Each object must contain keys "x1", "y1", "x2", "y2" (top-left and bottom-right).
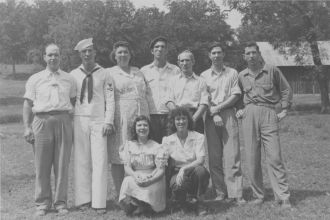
[
  {"x1": 236, "y1": 42, "x2": 292, "y2": 208},
  {"x1": 141, "y1": 36, "x2": 180, "y2": 143},
  {"x1": 200, "y1": 42, "x2": 245, "y2": 204},
  {"x1": 70, "y1": 38, "x2": 115, "y2": 213},
  {"x1": 166, "y1": 50, "x2": 209, "y2": 134},
  {"x1": 23, "y1": 44, "x2": 76, "y2": 216}
]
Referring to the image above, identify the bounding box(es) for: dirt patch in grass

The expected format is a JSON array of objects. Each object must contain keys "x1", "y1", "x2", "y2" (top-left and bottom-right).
[{"x1": 1, "y1": 115, "x2": 330, "y2": 220}]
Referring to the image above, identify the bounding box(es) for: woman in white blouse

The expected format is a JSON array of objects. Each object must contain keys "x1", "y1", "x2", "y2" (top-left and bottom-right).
[
  {"x1": 162, "y1": 107, "x2": 210, "y2": 216},
  {"x1": 119, "y1": 115, "x2": 166, "y2": 216}
]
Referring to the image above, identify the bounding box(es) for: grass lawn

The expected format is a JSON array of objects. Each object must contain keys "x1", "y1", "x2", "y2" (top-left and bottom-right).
[
  {"x1": 1, "y1": 68, "x2": 330, "y2": 219},
  {"x1": 1, "y1": 114, "x2": 330, "y2": 220}
]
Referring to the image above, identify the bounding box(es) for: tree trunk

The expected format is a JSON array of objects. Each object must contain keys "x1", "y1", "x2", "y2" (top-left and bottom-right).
[
  {"x1": 12, "y1": 58, "x2": 16, "y2": 75},
  {"x1": 316, "y1": 69, "x2": 330, "y2": 114},
  {"x1": 309, "y1": 41, "x2": 330, "y2": 113}
]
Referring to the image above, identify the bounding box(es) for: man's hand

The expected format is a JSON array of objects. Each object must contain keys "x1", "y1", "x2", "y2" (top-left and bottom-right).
[
  {"x1": 102, "y1": 123, "x2": 115, "y2": 136},
  {"x1": 213, "y1": 115, "x2": 224, "y2": 127},
  {"x1": 209, "y1": 106, "x2": 219, "y2": 116},
  {"x1": 277, "y1": 109, "x2": 288, "y2": 121},
  {"x1": 175, "y1": 168, "x2": 185, "y2": 186},
  {"x1": 236, "y1": 109, "x2": 244, "y2": 119},
  {"x1": 24, "y1": 127, "x2": 34, "y2": 144}
]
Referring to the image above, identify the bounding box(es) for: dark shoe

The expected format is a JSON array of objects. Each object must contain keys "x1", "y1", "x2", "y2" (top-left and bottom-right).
[
  {"x1": 186, "y1": 194, "x2": 198, "y2": 204},
  {"x1": 214, "y1": 193, "x2": 227, "y2": 201},
  {"x1": 57, "y1": 207, "x2": 69, "y2": 215},
  {"x1": 120, "y1": 199, "x2": 137, "y2": 216},
  {"x1": 281, "y1": 199, "x2": 292, "y2": 209},
  {"x1": 228, "y1": 197, "x2": 247, "y2": 205},
  {"x1": 95, "y1": 208, "x2": 107, "y2": 214},
  {"x1": 196, "y1": 203, "x2": 208, "y2": 216},
  {"x1": 250, "y1": 198, "x2": 264, "y2": 205},
  {"x1": 77, "y1": 202, "x2": 91, "y2": 211},
  {"x1": 35, "y1": 209, "x2": 47, "y2": 216}
]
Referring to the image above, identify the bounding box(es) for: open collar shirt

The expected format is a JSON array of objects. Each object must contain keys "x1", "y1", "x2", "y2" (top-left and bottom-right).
[
  {"x1": 201, "y1": 66, "x2": 241, "y2": 106},
  {"x1": 238, "y1": 63, "x2": 292, "y2": 109},
  {"x1": 24, "y1": 68, "x2": 76, "y2": 113},
  {"x1": 167, "y1": 72, "x2": 209, "y2": 109},
  {"x1": 141, "y1": 62, "x2": 180, "y2": 114},
  {"x1": 162, "y1": 131, "x2": 205, "y2": 168},
  {"x1": 70, "y1": 64, "x2": 115, "y2": 124}
]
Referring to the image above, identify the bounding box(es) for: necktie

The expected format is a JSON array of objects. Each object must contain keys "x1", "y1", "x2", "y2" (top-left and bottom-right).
[
  {"x1": 80, "y1": 66, "x2": 100, "y2": 103},
  {"x1": 50, "y1": 73, "x2": 59, "y2": 106}
]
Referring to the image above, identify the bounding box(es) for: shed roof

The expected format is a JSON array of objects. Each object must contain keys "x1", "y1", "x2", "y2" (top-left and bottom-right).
[{"x1": 256, "y1": 41, "x2": 330, "y2": 66}]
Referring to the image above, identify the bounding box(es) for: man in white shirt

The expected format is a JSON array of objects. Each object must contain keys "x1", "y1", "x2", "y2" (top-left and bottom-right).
[
  {"x1": 23, "y1": 44, "x2": 76, "y2": 216},
  {"x1": 201, "y1": 42, "x2": 245, "y2": 204},
  {"x1": 166, "y1": 50, "x2": 209, "y2": 134},
  {"x1": 141, "y1": 36, "x2": 180, "y2": 143},
  {"x1": 70, "y1": 38, "x2": 115, "y2": 214}
]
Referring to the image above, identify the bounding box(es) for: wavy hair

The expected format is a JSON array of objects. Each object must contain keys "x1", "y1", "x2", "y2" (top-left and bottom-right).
[{"x1": 167, "y1": 107, "x2": 194, "y2": 135}]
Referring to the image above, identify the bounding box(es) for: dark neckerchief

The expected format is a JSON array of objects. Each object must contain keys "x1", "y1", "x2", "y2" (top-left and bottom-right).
[{"x1": 80, "y1": 65, "x2": 101, "y2": 103}]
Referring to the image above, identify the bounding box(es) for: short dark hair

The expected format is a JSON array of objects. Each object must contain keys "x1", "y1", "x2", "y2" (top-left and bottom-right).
[
  {"x1": 208, "y1": 41, "x2": 224, "y2": 53},
  {"x1": 109, "y1": 40, "x2": 132, "y2": 63},
  {"x1": 243, "y1": 41, "x2": 260, "y2": 53},
  {"x1": 131, "y1": 115, "x2": 153, "y2": 141},
  {"x1": 149, "y1": 36, "x2": 168, "y2": 49},
  {"x1": 167, "y1": 107, "x2": 194, "y2": 135}
]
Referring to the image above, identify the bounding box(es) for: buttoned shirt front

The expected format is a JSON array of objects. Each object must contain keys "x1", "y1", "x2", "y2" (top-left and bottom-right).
[
  {"x1": 238, "y1": 64, "x2": 292, "y2": 109},
  {"x1": 201, "y1": 66, "x2": 241, "y2": 106},
  {"x1": 167, "y1": 72, "x2": 209, "y2": 109},
  {"x1": 162, "y1": 131, "x2": 206, "y2": 168},
  {"x1": 24, "y1": 68, "x2": 76, "y2": 113},
  {"x1": 141, "y1": 62, "x2": 180, "y2": 114},
  {"x1": 70, "y1": 64, "x2": 115, "y2": 124}
]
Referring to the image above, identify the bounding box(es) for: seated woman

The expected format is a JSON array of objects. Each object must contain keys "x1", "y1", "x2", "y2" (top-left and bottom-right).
[
  {"x1": 119, "y1": 115, "x2": 166, "y2": 216},
  {"x1": 162, "y1": 107, "x2": 210, "y2": 216}
]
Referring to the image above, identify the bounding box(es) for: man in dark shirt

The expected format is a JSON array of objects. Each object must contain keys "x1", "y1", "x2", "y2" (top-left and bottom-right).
[{"x1": 237, "y1": 42, "x2": 292, "y2": 208}]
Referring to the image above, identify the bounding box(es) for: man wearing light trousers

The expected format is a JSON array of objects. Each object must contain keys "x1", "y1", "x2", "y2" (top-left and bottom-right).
[
  {"x1": 23, "y1": 44, "x2": 76, "y2": 216},
  {"x1": 236, "y1": 41, "x2": 292, "y2": 208},
  {"x1": 71, "y1": 38, "x2": 115, "y2": 214},
  {"x1": 201, "y1": 42, "x2": 245, "y2": 204}
]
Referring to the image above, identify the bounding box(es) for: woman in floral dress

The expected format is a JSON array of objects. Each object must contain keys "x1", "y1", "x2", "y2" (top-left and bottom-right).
[
  {"x1": 119, "y1": 115, "x2": 166, "y2": 215},
  {"x1": 107, "y1": 41, "x2": 155, "y2": 197}
]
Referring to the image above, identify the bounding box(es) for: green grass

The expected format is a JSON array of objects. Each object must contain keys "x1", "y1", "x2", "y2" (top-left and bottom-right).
[{"x1": 1, "y1": 114, "x2": 330, "y2": 219}]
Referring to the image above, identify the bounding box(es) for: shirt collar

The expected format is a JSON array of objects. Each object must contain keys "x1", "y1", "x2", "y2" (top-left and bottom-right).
[
  {"x1": 149, "y1": 61, "x2": 171, "y2": 69},
  {"x1": 211, "y1": 65, "x2": 226, "y2": 76},
  {"x1": 45, "y1": 68, "x2": 61, "y2": 76},
  {"x1": 243, "y1": 64, "x2": 268, "y2": 77},
  {"x1": 79, "y1": 63, "x2": 101, "y2": 74},
  {"x1": 179, "y1": 71, "x2": 197, "y2": 79}
]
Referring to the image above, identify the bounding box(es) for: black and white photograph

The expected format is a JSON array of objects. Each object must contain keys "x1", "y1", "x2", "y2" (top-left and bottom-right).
[{"x1": 1, "y1": 0, "x2": 330, "y2": 219}]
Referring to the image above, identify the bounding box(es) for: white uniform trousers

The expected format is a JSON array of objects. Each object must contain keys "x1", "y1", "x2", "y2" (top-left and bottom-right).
[{"x1": 74, "y1": 116, "x2": 108, "y2": 209}]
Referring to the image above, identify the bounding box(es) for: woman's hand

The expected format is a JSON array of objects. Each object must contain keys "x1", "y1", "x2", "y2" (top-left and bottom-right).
[{"x1": 175, "y1": 168, "x2": 185, "y2": 186}]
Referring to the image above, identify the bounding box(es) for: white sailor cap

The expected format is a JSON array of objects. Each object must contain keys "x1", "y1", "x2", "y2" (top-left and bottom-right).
[{"x1": 74, "y1": 38, "x2": 93, "y2": 52}]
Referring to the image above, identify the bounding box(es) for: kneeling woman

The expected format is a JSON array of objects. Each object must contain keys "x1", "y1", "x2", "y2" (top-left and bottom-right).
[
  {"x1": 119, "y1": 115, "x2": 166, "y2": 215},
  {"x1": 162, "y1": 107, "x2": 210, "y2": 215}
]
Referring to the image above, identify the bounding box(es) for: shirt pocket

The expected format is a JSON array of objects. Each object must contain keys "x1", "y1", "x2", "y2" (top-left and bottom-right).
[{"x1": 256, "y1": 83, "x2": 273, "y2": 98}]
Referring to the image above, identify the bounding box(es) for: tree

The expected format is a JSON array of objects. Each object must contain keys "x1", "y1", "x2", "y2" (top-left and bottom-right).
[
  {"x1": 164, "y1": 0, "x2": 235, "y2": 73},
  {"x1": 0, "y1": 0, "x2": 29, "y2": 74},
  {"x1": 231, "y1": 0, "x2": 330, "y2": 113}
]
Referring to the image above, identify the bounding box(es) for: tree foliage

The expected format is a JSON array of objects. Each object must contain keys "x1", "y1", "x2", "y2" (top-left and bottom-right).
[
  {"x1": 231, "y1": 0, "x2": 330, "y2": 113},
  {"x1": 0, "y1": 0, "x2": 234, "y2": 74}
]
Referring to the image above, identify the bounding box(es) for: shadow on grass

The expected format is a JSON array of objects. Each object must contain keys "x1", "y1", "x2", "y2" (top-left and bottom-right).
[
  {"x1": 0, "y1": 96, "x2": 23, "y2": 105},
  {"x1": 244, "y1": 188, "x2": 326, "y2": 205},
  {"x1": 0, "y1": 114, "x2": 22, "y2": 124}
]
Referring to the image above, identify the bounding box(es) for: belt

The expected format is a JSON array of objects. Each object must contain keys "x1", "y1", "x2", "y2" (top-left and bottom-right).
[
  {"x1": 248, "y1": 102, "x2": 276, "y2": 109},
  {"x1": 35, "y1": 110, "x2": 69, "y2": 116}
]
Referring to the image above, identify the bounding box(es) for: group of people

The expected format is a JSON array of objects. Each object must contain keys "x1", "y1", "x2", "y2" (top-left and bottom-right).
[{"x1": 23, "y1": 36, "x2": 293, "y2": 217}]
